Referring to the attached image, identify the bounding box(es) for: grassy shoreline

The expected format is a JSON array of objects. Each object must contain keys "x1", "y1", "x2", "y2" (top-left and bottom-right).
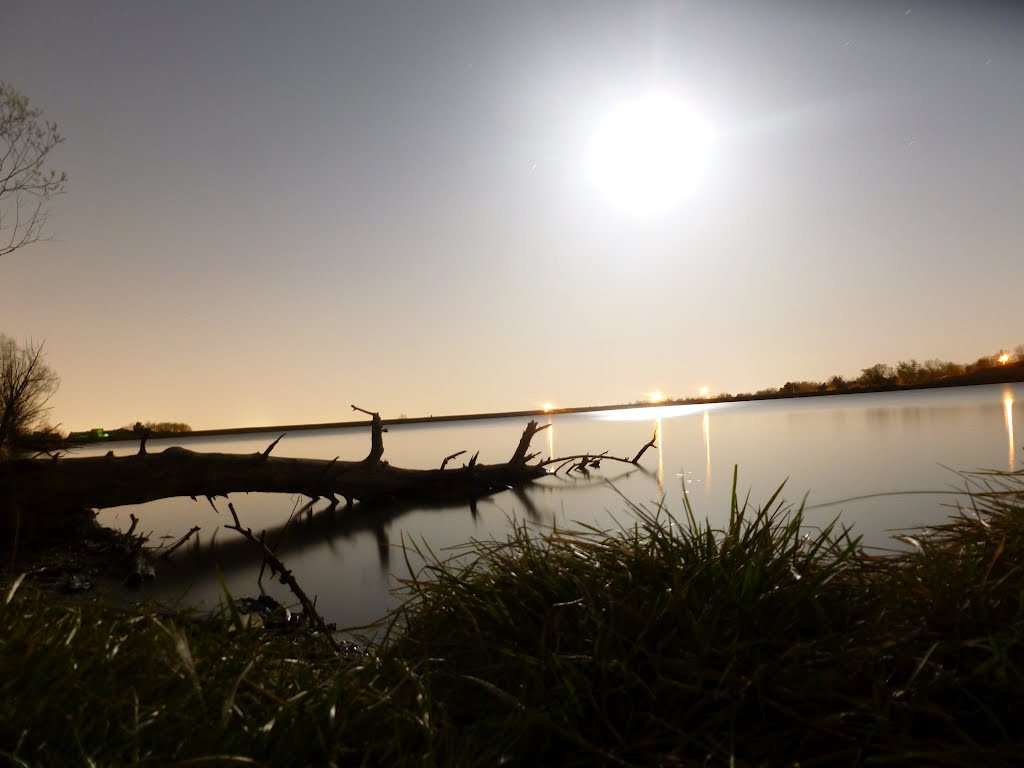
[{"x1": 3, "y1": 468, "x2": 1023, "y2": 765}]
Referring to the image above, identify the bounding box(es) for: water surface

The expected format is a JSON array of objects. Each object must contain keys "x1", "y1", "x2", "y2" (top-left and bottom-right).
[{"x1": 76, "y1": 383, "x2": 1021, "y2": 631}]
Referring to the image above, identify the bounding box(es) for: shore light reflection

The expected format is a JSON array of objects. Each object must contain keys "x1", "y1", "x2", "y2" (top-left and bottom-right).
[
  {"x1": 703, "y1": 409, "x2": 712, "y2": 494},
  {"x1": 1005, "y1": 389, "x2": 1015, "y2": 471},
  {"x1": 547, "y1": 417, "x2": 555, "y2": 460},
  {"x1": 656, "y1": 418, "x2": 664, "y2": 495}
]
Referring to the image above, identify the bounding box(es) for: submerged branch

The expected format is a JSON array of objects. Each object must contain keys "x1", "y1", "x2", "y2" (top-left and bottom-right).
[
  {"x1": 225, "y1": 502, "x2": 341, "y2": 652},
  {"x1": 630, "y1": 427, "x2": 658, "y2": 464},
  {"x1": 160, "y1": 525, "x2": 201, "y2": 559}
]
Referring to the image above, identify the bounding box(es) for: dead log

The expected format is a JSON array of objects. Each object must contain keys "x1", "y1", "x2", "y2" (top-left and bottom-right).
[
  {"x1": 1, "y1": 418, "x2": 546, "y2": 528},
  {"x1": 0, "y1": 416, "x2": 653, "y2": 546},
  {"x1": 1, "y1": 445, "x2": 549, "y2": 515}
]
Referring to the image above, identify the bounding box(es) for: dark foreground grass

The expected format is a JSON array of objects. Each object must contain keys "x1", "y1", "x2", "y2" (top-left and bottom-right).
[{"x1": 2, "y1": 468, "x2": 1024, "y2": 766}]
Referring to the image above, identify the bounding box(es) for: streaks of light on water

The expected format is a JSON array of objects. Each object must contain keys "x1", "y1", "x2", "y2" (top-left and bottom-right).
[{"x1": 1005, "y1": 388, "x2": 1015, "y2": 471}]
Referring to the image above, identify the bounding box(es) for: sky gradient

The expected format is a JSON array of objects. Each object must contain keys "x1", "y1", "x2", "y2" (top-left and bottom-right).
[{"x1": 2, "y1": 1, "x2": 1021, "y2": 430}]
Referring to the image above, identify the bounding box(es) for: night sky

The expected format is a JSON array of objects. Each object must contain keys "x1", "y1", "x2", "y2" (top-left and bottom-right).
[{"x1": 2, "y1": 1, "x2": 1021, "y2": 430}]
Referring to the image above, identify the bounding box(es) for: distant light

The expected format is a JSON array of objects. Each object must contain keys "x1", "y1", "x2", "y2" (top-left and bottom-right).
[
  {"x1": 998, "y1": 353, "x2": 1010, "y2": 364},
  {"x1": 699, "y1": 386, "x2": 710, "y2": 397},
  {"x1": 542, "y1": 403, "x2": 555, "y2": 412},
  {"x1": 647, "y1": 391, "x2": 667, "y2": 403}
]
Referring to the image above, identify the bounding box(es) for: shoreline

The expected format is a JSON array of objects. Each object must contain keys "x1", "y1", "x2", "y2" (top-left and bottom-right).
[{"x1": 73, "y1": 362, "x2": 1024, "y2": 443}]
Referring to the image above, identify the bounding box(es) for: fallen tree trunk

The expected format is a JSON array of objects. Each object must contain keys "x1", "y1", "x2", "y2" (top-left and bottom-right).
[
  {"x1": 3, "y1": 442, "x2": 550, "y2": 510},
  {"x1": 1, "y1": 411, "x2": 654, "y2": 548}
]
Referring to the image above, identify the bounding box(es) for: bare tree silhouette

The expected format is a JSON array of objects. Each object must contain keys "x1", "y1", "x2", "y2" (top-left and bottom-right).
[{"x1": 1, "y1": 83, "x2": 67, "y2": 258}]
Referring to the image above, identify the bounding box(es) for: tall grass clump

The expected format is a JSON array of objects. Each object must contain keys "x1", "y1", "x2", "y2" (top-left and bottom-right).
[
  {"x1": 379, "y1": 467, "x2": 1024, "y2": 765},
  {"x1": 1, "y1": 468, "x2": 1023, "y2": 766},
  {"x1": 383, "y1": 473, "x2": 867, "y2": 765}
]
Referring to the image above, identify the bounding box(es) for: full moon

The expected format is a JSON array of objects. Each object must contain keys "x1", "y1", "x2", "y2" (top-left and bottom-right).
[{"x1": 586, "y1": 92, "x2": 715, "y2": 216}]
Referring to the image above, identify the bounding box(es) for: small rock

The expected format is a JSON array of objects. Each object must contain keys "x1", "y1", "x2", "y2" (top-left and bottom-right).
[{"x1": 235, "y1": 595, "x2": 291, "y2": 628}]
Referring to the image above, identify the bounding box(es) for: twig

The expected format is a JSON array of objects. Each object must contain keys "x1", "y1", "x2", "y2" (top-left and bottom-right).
[
  {"x1": 441, "y1": 450, "x2": 466, "y2": 470},
  {"x1": 317, "y1": 456, "x2": 341, "y2": 503},
  {"x1": 126, "y1": 514, "x2": 140, "y2": 538},
  {"x1": 257, "y1": 528, "x2": 268, "y2": 588},
  {"x1": 631, "y1": 427, "x2": 659, "y2": 464},
  {"x1": 523, "y1": 417, "x2": 658, "y2": 475},
  {"x1": 318, "y1": 456, "x2": 340, "y2": 480},
  {"x1": 161, "y1": 526, "x2": 200, "y2": 559},
  {"x1": 261, "y1": 434, "x2": 286, "y2": 459},
  {"x1": 543, "y1": 451, "x2": 634, "y2": 476},
  {"x1": 225, "y1": 502, "x2": 341, "y2": 653}
]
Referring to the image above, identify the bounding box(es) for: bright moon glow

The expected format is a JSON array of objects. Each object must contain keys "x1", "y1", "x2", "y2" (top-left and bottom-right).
[
  {"x1": 998, "y1": 353, "x2": 1010, "y2": 364},
  {"x1": 699, "y1": 386, "x2": 710, "y2": 397},
  {"x1": 646, "y1": 391, "x2": 667, "y2": 403},
  {"x1": 542, "y1": 403, "x2": 555, "y2": 412},
  {"x1": 587, "y1": 91, "x2": 715, "y2": 215}
]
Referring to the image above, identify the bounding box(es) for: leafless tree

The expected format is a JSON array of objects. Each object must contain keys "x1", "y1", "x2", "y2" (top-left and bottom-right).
[
  {"x1": 0, "y1": 335, "x2": 60, "y2": 455},
  {"x1": 857, "y1": 363, "x2": 896, "y2": 387},
  {"x1": 895, "y1": 359, "x2": 924, "y2": 386},
  {"x1": 1, "y1": 83, "x2": 67, "y2": 258}
]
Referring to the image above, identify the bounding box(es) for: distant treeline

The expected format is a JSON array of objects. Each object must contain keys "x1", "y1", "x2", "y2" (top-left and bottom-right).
[
  {"x1": 62, "y1": 421, "x2": 193, "y2": 446},
  {"x1": 690, "y1": 344, "x2": 1024, "y2": 402},
  {"x1": 120, "y1": 421, "x2": 193, "y2": 434}
]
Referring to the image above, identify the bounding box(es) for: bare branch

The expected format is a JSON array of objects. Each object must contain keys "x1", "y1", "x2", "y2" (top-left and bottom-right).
[
  {"x1": 225, "y1": 502, "x2": 341, "y2": 652},
  {"x1": 440, "y1": 450, "x2": 466, "y2": 470},
  {"x1": 631, "y1": 427, "x2": 659, "y2": 464},
  {"x1": 261, "y1": 434, "x2": 286, "y2": 459},
  {"x1": 0, "y1": 83, "x2": 66, "y2": 259},
  {"x1": 537, "y1": 431, "x2": 658, "y2": 476},
  {"x1": 160, "y1": 526, "x2": 201, "y2": 559},
  {"x1": 509, "y1": 420, "x2": 551, "y2": 466}
]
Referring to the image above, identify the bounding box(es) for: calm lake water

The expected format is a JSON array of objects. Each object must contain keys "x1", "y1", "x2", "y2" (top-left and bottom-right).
[{"x1": 76, "y1": 383, "x2": 1021, "y2": 633}]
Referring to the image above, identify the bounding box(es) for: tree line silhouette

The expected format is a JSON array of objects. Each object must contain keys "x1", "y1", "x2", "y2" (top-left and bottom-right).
[{"x1": 718, "y1": 344, "x2": 1024, "y2": 400}]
